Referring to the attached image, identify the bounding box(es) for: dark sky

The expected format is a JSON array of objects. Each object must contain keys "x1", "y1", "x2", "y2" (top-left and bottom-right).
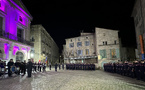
[{"x1": 22, "y1": 0, "x2": 136, "y2": 52}]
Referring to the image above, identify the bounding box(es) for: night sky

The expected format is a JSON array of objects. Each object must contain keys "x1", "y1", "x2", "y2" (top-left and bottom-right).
[{"x1": 21, "y1": 0, "x2": 136, "y2": 52}]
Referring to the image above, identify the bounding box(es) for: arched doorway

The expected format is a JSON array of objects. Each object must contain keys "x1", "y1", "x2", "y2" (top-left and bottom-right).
[{"x1": 16, "y1": 51, "x2": 24, "y2": 62}]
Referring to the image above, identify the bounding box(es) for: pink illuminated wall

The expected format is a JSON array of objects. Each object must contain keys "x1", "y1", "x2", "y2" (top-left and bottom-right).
[
  {"x1": 1, "y1": 0, "x2": 31, "y2": 39},
  {"x1": 13, "y1": 46, "x2": 19, "y2": 55},
  {"x1": 4, "y1": 43, "x2": 9, "y2": 59},
  {"x1": 0, "y1": 0, "x2": 5, "y2": 12},
  {"x1": 22, "y1": 48, "x2": 27, "y2": 54}
]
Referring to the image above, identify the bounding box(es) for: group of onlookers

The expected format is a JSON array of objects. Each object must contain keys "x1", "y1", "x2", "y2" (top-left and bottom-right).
[
  {"x1": 0, "y1": 59, "x2": 47, "y2": 78},
  {"x1": 104, "y1": 60, "x2": 145, "y2": 81}
]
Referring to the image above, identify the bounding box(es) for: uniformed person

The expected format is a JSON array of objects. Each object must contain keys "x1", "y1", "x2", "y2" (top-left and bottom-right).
[
  {"x1": 15, "y1": 60, "x2": 21, "y2": 75},
  {"x1": 7, "y1": 59, "x2": 14, "y2": 77},
  {"x1": 27, "y1": 59, "x2": 33, "y2": 77},
  {"x1": 21, "y1": 60, "x2": 26, "y2": 76},
  {"x1": 55, "y1": 63, "x2": 57, "y2": 72}
]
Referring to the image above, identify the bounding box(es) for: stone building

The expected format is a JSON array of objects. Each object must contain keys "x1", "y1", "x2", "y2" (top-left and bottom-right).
[
  {"x1": 30, "y1": 24, "x2": 59, "y2": 65},
  {"x1": 0, "y1": 0, "x2": 33, "y2": 63},
  {"x1": 64, "y1": 33, "x2": 97, "y2": 64},
  {"x1": 132, "y1": 0, "x2": 145, "y2": 60},
  {"x1": 63, "y1": 27, "x2": 122, "y2": 67},
  {"x1": 95, "y1": 28, "x2": 120, "y2": 67}
]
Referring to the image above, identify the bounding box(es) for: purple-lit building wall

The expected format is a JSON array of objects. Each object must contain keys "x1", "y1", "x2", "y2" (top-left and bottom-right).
[{"x1": 0, "y1": 0, "x2": 33, "y2": 63}]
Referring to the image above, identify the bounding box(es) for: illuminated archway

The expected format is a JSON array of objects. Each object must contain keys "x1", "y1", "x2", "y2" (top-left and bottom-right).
[{"x1": 15, "y1": 51, "x2": 24, "y2": 62}]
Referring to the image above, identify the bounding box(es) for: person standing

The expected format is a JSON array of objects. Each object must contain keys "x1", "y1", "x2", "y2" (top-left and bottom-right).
[
  {"x1": 27, "y1": 59, "x2": 33, "y2": 77},
  {"x1": 62, "y1": 63, "x2": 64, "y2": 70},
  {"x1": 7, "y1": 59, "x2": 14, "y2": 77},
  {"x1": 55, "y1": 63, "x2": 57, "y2": 72},
  {"x1": 49, "y1": 62, "x2": 51, "y2": 70},
  {"x1": 22, "y1": 60, "x2": 26, "y2": 76},
  {"x1": 59, "y1": 63, "x2": 61, "y2": 70}
]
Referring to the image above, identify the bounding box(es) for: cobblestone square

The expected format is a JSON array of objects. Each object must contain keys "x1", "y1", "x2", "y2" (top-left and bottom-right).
[{"x1": 0, "y1": 68, "x2": 145, "y2": 90}]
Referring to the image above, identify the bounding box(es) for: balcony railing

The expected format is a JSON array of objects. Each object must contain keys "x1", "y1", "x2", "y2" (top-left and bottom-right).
[
  {"x1": 0, "y1": 30, "x2": 34, "y2": 46},
  {"x1": 99, "y1": 43, "x2": 119, "y2": 46}
]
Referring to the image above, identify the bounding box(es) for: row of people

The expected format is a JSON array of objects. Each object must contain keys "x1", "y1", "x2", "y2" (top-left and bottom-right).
[
  {"x1": 103, "y1": 61, "x2": 145, "y2": 81},
  {"x1": 0, "y1": 59, "x2": 47, "y2": 78},
  {"x1": 66, "y1": 64, "x2": 95, "y2": 70}
]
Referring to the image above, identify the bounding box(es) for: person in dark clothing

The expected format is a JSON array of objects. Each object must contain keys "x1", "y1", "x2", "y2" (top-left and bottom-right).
[
  {"x1": 49, "y1": 63, "x2": 51, "y2": 70},
  {"x1": 27, "y1": 59, "x2": 33, "y2": 77},
  {"x1": 55, "y1": 63, "x2": 57, "y2": 72},
  {"x1": 59, "y1": 63, "x2": 61, "y2": 70},
  {"x1": 21, "y1": 60, "x2": 26, "y2": 76},
  {"x1": 15, "y1": 60, "x2": 21, "y2": 75},
  {"x1": 62, "y1": 63, "x2": 64, "y2": 70},
  {"x1": 7, "y1": 59, "x2": 14, "y2": 77}
]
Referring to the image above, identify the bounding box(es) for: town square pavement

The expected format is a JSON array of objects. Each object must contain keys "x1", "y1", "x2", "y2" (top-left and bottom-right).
[{"x1": 0, "y1": 68, "x2": 145, "y2": 90}]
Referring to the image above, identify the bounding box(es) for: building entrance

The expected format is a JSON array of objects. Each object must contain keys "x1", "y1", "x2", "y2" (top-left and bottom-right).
[{"x1": 16, "y1": 52, "x2": 24, "y2": 62}]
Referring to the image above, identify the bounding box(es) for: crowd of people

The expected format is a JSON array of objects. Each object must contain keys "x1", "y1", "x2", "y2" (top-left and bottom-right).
[
  {"x1": 0, "y1": 59, "x2": 47, "y2": 78},
  {"x1": 66, "y1": 64, "x2": 95, "y2": 70},
  {"x1": 103, "y1": 60, "x2": 145, "y2": 81}
]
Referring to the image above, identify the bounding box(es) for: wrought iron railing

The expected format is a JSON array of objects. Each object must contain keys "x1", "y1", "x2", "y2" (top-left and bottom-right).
[{"x1": 0, "y1": 30, "x2": 34, "y2": 46}]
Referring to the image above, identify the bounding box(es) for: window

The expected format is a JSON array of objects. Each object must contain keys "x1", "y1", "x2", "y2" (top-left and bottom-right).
[
  {"x1": 77, "y1": 50, "x2": 83, "y2": 56},
  {"x1": 85, "y1": 41, "x2": 90, "y2": 46},
  {"x1": 77, "y1": 42, "x2": 82, "y2": 47},
  {"x1": 0, "y1": 1, "x2": 1, "y2": 7},
  {"x1": 70, "y1": 39, "x2": 72, "y2": 42},
  {"x1": 100, "y1": 49, "x2": 107, "y2": 58},
  {"x1": 78, "y1": 38, "x2": 80, "y2": 41},
  {"x1": 31, "y1": 36, "x2": 35, "y2": 42},
  {"x1": 105, "y1": 41, "x2": 107, "y2": 45},
  {"x1": 0, "y1": 50, "x2": 2, "y2": 53},
  {"x1": 114, "y1": 40, "x2": 117, "y2": 44},
  {"x1": 110, "y1": 49, "x2": 116, "y2": 58},
  {"x1": 86, "y1": 49, "x2": 89, "y2": 55},
  {"x1": 19, "y1": 16, "x2": 23, "y2": 22},
  {"x1": 17, "y1": 28, "x2": 23, "y2": 39},
  {"x1": 103, "y1": 42, "x2": 104, "y2": 45},
  {"x1": 69, "y1": 43, "x2": 74, "y2": 48},
  {"x1": 86, "y1": 37, "x2": 88, "y2": 39}
]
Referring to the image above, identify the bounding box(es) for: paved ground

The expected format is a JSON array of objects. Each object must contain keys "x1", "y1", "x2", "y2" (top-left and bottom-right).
[{"x1": 0, "y1": 68, "x2": 145, "y2": 90}]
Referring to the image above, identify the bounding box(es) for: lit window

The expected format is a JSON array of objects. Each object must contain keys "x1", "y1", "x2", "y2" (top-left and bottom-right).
[{"x1": 86, "y1": 49, "x2": 89, "y2": 55}]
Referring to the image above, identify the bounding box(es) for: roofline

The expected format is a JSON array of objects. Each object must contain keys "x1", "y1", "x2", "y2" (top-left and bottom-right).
[
  {"x1": 95, "y1": 27, "x2": 120, "y2": 32},
  {"x1": 9, "y1": 0, "x2": 33, "y2": 20}
]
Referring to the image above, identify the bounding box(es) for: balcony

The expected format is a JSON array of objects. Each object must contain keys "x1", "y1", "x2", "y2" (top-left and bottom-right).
[
  {"x1": 99, "y1": 43, "x2": 119, "y2": 46},
  {"x1": 0, "y1": 30, "x2": 34, "y2": 46}
]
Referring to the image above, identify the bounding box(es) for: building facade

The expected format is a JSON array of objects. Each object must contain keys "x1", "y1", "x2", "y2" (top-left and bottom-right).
[
  {"x1": 0, "y1": 0, "x2": 33, "y2": 63},
  {"x1": 95, "y1": 28, "x2": 120, "y2": 67},
  {"x1": 64, "y1": 33, "x2": 97, "y2": 64},
  {"x1": 132, "y1": 0, "x2": 145, "y2": 60},
  {"x1": 30, "y1": 25, "x2": 59, "y2": 65},
  {"x1": 63, "y1": 28, "x2": 121, "y2": 67}
]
